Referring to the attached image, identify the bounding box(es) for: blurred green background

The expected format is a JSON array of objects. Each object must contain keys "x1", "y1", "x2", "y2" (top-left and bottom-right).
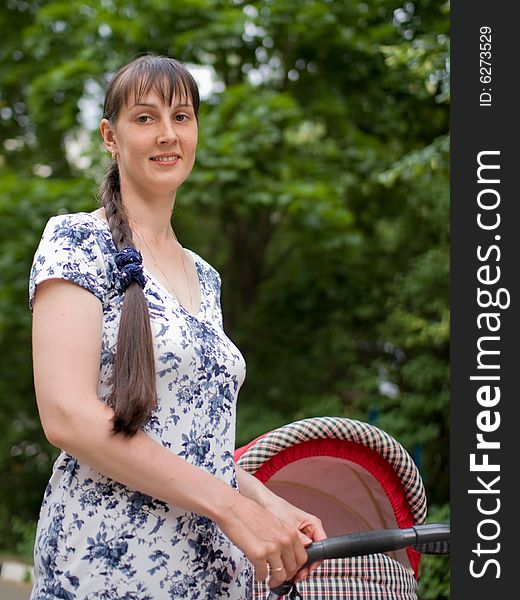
[{"x1": 0, "y1": 0, "x2": 449, "y2": 597}]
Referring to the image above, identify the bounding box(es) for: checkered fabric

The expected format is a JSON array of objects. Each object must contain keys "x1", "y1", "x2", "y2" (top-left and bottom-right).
[
  {"x1": 236, "y1": 417, "x2": 426, "y2": 524},
  {"x1": 255, "y1": 554, "x2": 418, "y2": 599},
  {"x1": 237, "y1": 417, "x2": 426, "y2": 599}
]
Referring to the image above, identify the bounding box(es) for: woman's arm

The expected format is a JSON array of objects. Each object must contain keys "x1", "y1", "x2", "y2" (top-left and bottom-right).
[
  {"x1": 32, "y1": 278, "x2": 307, "y2": 586},
  {"x1": 236, "y1": 464, "x2": 275, "y2": 507}
]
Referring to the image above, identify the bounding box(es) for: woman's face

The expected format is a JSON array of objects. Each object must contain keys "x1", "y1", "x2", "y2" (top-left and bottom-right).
[{"x1": 101, "y1": 88, "x2": 198, "y2": 200}]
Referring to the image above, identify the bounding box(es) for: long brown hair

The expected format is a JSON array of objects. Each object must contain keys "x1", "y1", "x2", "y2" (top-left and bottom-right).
[{"x1": 99, "y1": 54, "x2": 200, "y2": 436}]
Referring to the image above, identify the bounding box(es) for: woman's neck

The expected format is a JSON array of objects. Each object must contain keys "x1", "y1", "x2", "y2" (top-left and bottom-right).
[{"x1": 120, "y1": 182, "x2": 177, "y2": 243}]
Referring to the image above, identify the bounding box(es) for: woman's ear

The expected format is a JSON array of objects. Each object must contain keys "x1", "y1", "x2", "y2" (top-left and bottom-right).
[{"x1": 100, "y1": 118, "x2": 117, "y2": 155}]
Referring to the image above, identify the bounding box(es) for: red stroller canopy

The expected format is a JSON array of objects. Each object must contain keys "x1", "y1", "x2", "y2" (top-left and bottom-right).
[{"x1": 235, "y1": 417, "x2": 428, "y2": 599}]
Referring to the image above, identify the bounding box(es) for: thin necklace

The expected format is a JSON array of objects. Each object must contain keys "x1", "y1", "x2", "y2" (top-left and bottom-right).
[{"x1": 137, "y1": 231, "x2": 194, "y2": 313}]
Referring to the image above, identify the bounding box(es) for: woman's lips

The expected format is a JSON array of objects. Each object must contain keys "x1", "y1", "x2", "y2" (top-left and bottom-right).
[{"x1": 150, "y1": 154, "x2": 180, "y2": 165}]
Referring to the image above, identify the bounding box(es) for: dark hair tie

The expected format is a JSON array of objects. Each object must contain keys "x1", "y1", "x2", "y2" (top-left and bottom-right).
[{"x1": 115, "y1": 246, "x2": 146, "y2": 291}]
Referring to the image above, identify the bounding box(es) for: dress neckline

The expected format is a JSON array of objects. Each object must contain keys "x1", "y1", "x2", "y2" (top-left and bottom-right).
[{"x1": 78, "y1": 211, "x2": 204, "y2": 319}]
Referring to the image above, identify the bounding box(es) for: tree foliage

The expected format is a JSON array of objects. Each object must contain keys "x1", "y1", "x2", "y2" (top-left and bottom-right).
[{"x1": 0, "y1": 1, "x2": 450, "y2": 590}]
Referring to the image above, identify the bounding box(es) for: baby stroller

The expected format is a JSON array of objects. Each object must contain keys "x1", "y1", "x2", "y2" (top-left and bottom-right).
[{"x1": 234, "y1": 416, "x2": 449, "y2": 599}]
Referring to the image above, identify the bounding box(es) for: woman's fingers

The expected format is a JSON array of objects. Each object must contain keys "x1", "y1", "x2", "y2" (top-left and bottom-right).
[
  {"x1": 262, "y1": 529, "x2": 299, "y2": 586},
  {"x1": 266, "y1": 556, "x2": 287, "y2": 587},
  {"x1": 300, "y1": 516, "x2": 327, "y2": 542},
  {"x1": 216, "y1": 495, "x2": 309, "y2": 585},
  {"x1": 278, "y1": 529, "x2": 302, "y2": 579},
  {"x1": 293, "y1": 516, "x2": 327, "y2": 581},
  {"x1": 298, "y1": 531, "x2": 313, "y2": 545},
  {"x1": 294, "y1": 566, "x2": 310, "y2": 583},
  {"x1": 251, "y1": 556, "x2": 269, "y2": 582}
]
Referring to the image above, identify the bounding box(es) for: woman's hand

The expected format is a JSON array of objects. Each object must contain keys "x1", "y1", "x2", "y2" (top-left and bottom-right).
[
  {"x1": 261, "y1": 495, "x2": 327, "y2": 583},
  {"x1": 234, "y1": 465, "x2": 327, "y2": 585},
  {"x1": 214, "y1": 493, "x2": 310, "y2": 588}
]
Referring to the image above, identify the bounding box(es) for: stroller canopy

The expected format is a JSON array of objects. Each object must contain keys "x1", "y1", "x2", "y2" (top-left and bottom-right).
[{"x1": 235, "y1": 417, "x2": 428, "y2": 599}]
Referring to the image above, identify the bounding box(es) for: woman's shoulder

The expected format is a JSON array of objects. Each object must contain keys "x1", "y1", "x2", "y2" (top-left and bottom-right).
[
  {"x1": 30, "y1": 212, "x2": 116, "y2": 309},
  {"x1": 44, "y1": 211, "x2": 111, "y2": 235},
  {"x1": 40, "y1": 211, "x2": 115, "y2": 253}
]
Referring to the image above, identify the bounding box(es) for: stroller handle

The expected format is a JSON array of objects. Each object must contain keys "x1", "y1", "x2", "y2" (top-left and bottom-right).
[
  {"x1": 267, "y1": 523, "x2": 450, "y2": 599},
  {"x1": 305, "y1": 522, "x2": 450, "y2": 563}
]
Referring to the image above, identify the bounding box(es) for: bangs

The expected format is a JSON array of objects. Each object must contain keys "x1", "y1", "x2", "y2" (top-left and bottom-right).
[{"x1": 104, "y1": 55, "x2": 200, "y2": 120}]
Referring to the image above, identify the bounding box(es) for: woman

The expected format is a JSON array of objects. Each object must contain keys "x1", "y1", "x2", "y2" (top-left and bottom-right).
[{"x1": 29, "y1": 54, "x2": 325, "y2": 599}]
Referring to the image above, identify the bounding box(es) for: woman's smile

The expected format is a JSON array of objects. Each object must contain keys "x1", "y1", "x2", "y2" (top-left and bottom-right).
[{"x1": 150, "y1": 152, "x2": 181, "y2": 166}]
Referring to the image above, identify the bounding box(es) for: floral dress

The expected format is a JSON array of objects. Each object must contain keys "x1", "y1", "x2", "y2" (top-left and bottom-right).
[{"x1": 28, "y1": 212, "x2": 253, "y2": 600}]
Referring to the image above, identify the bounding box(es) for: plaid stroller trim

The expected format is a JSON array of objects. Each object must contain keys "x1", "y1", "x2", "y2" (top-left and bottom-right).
[
  {"x1": 254, "y1": 554, "x2": 418, "y2": 600},
  {"x1": 236, "y1": 417, "x2": 427, "y2": 524}
]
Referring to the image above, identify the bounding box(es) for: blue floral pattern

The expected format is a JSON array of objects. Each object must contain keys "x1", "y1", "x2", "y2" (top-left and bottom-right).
[{"x1": 29, "y1": 212, "x2": 253, "y2": 599}]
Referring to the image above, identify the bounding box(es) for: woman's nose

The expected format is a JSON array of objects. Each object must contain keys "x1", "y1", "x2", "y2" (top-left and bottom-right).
[{"x1": 157, "y1": 120, "x2": 177, "y2": 144}]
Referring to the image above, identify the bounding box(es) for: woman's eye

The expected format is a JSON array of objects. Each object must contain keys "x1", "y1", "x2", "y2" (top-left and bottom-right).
[
  {"x1": 174, "y1": 114, "x2": 189, "y2": 122},
  {"x1": 137, "y1": 115, "x2": 152, "y2": 123}
]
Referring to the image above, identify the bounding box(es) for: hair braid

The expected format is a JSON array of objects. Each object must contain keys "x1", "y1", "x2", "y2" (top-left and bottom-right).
[
  {"x1": 100, "y1": 161, "x2": 157, "y2": 436},
  {"x1": 102, "y1": 164, "x2": 134, "y2": 249}
]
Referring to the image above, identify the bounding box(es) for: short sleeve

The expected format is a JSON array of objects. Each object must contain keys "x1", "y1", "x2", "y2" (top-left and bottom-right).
[{"x1": 29, "y1": 214, "x2": 109, "y2": 311}]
